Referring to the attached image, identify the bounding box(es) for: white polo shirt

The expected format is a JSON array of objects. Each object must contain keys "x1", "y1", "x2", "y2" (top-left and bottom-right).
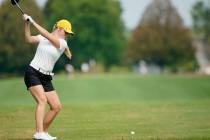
[{"x1": 30, "y1": 35, "x2": 68, "y2": 72}]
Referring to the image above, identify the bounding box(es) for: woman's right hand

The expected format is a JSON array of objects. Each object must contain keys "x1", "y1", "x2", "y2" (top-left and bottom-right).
[{"x1": 23, "y1": 14, "x2": 34, "y2": 24}]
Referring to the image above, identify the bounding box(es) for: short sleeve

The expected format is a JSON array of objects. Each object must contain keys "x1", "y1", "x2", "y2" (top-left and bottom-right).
[
  {"x1": 36, "y1": 34, "x2": 45, "y2": 42},
  {"x1": 59, "y1": 39, "x2": 68, "y2": 50}
]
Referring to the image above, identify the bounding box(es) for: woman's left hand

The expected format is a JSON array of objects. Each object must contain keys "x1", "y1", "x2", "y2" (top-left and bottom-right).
[{"x1": 64, "y1": 48, "x2": 72, "y2": 60}]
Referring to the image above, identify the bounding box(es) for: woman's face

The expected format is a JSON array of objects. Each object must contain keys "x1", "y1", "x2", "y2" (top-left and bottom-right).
[{"x1": 55, "y1": 27, "x2": 69, "y2": 39}]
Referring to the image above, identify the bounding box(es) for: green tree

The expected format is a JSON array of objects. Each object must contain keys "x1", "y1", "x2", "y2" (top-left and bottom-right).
[
  {"x1": 192, "y1": 0, "x2": 210, "y2": 42},
  {"x1": 0, "y1": 0, "x2": 44, "y2": 74},
  {"x1": 44, "y1": 0, "x2": 125, "y2": 69},
  {"x1": 126, "y1": 0, "x2": 195, "y2": 71}
]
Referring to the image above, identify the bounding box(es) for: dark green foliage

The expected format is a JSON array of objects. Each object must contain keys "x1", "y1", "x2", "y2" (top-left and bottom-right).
[
  {"x1": 44, "y1": 0, "x2": 125, "y2": 69},
  {"x1": 0, "y1": 0, "x2": 44, "y2": 74},
  {"x1": 192, "y1": 0, "x2": 210, "y2": 42}
]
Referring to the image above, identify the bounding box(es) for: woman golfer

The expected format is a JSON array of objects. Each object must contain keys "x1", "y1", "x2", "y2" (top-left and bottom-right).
[{"x1": 23, "y1": 14, "x2": 73, "y2": 140}]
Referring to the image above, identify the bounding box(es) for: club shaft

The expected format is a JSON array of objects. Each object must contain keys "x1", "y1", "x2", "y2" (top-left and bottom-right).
[
  {"x1": 16, "y1": 3, "x2": 24, "y2": 14},
  {"x1": 14, "y1": 0, "x2": 24, "y2": 14}
]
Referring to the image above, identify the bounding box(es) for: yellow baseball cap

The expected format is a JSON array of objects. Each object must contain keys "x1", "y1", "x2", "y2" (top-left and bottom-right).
[{"x1": 56, "y1": 19, "x2": 74, "y2": 35}]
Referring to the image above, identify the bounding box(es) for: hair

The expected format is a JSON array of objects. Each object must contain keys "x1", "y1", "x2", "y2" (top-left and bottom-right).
[
  {"x1": 53, "y1": 24, "x2": 64, "y2": 33},
  {"x1": 53, "y1": 24, "x2": 57, "y2": 31}
]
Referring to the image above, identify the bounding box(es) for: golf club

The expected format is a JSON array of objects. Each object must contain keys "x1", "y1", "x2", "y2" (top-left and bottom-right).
[
  {"x1": 11, "y1": 0, "x2": 24, "y2": 14},
  {"x1": 11, "y1": 0, "x2": 30, "y2": 21}
]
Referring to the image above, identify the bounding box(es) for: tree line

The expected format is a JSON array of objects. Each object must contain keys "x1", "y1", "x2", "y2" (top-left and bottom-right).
[{"x1": 0, "y1": 0, "x2": 209, "y2": 74}]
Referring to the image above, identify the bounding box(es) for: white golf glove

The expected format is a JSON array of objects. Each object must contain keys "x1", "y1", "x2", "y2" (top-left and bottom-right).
[{"x1": 23, "y1": 14, "x2": 34, "y2": 24}]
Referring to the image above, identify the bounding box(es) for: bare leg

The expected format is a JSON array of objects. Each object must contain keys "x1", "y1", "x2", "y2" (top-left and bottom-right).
[
  {"x1": 29, "y1": 85, "x2": 47, "y2": 132},
  {"x1": 43, "y1": 91, "x2": 62, "y2": 132}
]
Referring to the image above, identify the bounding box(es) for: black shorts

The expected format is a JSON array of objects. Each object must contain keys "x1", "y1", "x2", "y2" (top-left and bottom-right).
[{"x1": 24, "y1": 65, "x2": 55, "y2": 92}]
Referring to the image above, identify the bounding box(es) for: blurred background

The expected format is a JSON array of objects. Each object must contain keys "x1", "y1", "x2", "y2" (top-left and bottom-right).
[
  {"x1": 1, "y1": 1, "x2": 210, "y2": 139},
  {"x1": 0, "y1": 0, "x2": 209, "y2": 76}
]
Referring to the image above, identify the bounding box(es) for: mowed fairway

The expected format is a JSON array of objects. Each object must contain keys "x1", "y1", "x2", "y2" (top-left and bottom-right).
[{"x1": 0, "y1": 74, "x2": 210, "y2": 140}]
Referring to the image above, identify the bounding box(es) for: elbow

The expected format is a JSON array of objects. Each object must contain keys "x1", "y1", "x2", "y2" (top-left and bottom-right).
[
  {"x1": 25, "y1": 36, "x2": 32, "y2": 43},
  {"x1": 25, "y1": 38, "x2": 31, "y2": 43}
]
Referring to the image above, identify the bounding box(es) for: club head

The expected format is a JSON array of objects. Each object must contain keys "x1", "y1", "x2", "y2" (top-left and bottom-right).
[{"x1": 11, "y1": 0, "x2": 19, "y2": 5}]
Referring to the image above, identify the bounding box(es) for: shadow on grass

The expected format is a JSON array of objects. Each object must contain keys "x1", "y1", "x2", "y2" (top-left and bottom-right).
[{"x1": 8, "y1": 138, "x2": 31, "y2": 140}]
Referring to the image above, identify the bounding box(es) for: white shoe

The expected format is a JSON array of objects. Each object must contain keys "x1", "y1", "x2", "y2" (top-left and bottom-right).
[
  {"x1": 33, "y1": 132, "x2": 53, "y2": 140},
  {"x1": 45, "y1": 132, "x2": 57, "y2": 140}
]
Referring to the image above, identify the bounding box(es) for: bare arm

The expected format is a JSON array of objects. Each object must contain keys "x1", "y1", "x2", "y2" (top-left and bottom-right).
[
  {"x1": 24, "y1": 21, "x2": 39, "y2": 44},
  {"x1": 31, "y1": 20, "x2": 60, "y2": 48},
  {"x1": 23, "y1": 14, "x2": 60, "y2": 48},
  {"x1": 64, "y1": 47, "x2": 72, "y2": 60}
]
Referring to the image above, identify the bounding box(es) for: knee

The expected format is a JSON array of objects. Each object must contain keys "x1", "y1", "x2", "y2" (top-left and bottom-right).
[
  {"x1": 52, "y1": 104, "x2": 62, "y2": 113},
  {"x1": 38, "y1": 97, "x2": 47, "y2": 106}
]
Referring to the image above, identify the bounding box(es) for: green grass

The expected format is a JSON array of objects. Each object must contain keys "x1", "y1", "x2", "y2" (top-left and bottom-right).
[{"x1": 0, "y1": 74, "x2": 210, "y2": 140}]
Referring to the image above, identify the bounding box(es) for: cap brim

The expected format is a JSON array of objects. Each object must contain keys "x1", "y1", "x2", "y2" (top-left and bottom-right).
[{"x1": 66, "y1": 31, "x2": 74, "y2": 35}]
